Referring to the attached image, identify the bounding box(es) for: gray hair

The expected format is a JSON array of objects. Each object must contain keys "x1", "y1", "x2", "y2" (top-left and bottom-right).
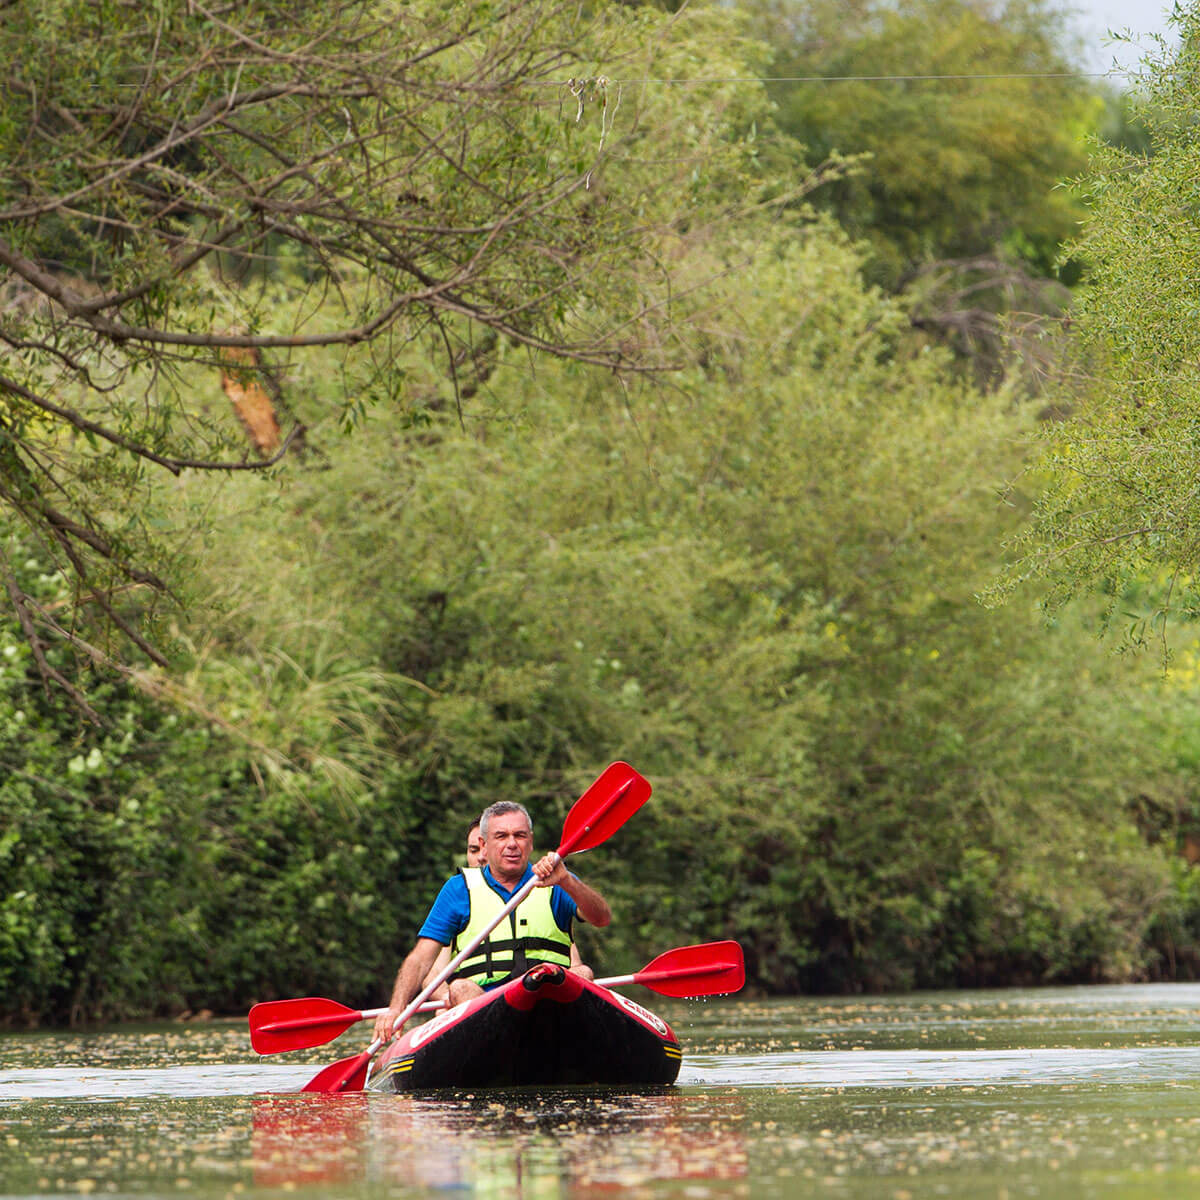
[{"x1": 479, "y1": 801, "x2": 533, "y2": 837}]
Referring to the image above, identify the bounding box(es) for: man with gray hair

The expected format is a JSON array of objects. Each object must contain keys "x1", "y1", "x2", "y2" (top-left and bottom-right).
[{"x1": 372, "y1": 799, "x2": 611, "y2": 1042}]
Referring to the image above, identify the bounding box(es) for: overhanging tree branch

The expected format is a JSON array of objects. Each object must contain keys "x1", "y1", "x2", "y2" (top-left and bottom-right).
[{"x1": 0, "y1": 0, "x2": 742, "y2": 695}]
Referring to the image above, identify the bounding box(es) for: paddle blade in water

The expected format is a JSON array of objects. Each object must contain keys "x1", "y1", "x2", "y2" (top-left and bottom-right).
[
  {"x1": 301, "y1": 1050, "x2": 372, "y2": 1094},
  {"x1": 558, "y1": 762, "x2": 651, "y2": 857}
]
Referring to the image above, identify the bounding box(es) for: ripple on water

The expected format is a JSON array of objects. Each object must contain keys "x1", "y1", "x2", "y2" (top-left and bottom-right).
[
  {"x1": 680, "y1": 1046, "x2": 1200, "y2": 1090},
  {"x1": 0, "y1": 1063, "x2": 312, "y2": 1102},
  {"x1": 6, "y1": 1046, "x2": 1200, "y2": 1103}
]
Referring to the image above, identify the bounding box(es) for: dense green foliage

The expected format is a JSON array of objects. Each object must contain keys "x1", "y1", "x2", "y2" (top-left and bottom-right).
[
  {"x1": 0, "y1": 530, "x2": 477, "y2": 1020},
  {"x1": 8, "y1": 219, "x2": 1200, "y2": 1020},
  {"x1": 1003, "y1": 6, "x2": 1200, "y2": 631},
  {"x1": 177, "y1": 223, "x2": 1198, "y2": 997},
  {"x1": 759, "y1": 0, "x2": 1094, "y2": 282},
  {"x1": 3, "y1": 0, "x2": 1200, "y2": 1024}
]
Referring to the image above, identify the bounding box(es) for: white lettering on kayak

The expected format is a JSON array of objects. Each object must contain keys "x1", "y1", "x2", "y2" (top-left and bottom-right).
[
  {"x1": 408, "y1": 1002, "x2": 469, "y2": 1050},
  {"x1": 613, "y1": 993, "x2": 670, "y2": 1038}
]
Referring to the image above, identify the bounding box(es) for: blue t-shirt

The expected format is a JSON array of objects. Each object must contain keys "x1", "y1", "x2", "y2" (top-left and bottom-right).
[{"x1": 418, "y1": 864, "x2": 578, "y2": 946}]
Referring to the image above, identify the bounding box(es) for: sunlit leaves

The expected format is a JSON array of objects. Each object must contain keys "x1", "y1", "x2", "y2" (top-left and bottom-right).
[{"x1": 1005, "y1": 4, "x2": 1200, "y2": 633}]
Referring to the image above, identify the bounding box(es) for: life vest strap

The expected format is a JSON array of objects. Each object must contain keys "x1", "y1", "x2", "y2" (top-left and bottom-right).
[{"x1": 450, "y1": 938, "x2": 572, "y2": 985}]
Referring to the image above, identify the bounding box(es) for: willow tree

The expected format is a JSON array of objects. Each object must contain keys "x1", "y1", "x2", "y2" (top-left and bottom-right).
[
  {"x1": 0, "y1": 0, "x2": 756, "y2": 710},
  {"x1": 999, "y1": 5, "x2": 1200, "y2": 645}
]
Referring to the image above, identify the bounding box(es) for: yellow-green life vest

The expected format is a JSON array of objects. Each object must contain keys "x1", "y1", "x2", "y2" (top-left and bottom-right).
[{"x1": 451, "y1": 867, "x2": 573, "y2": 986}]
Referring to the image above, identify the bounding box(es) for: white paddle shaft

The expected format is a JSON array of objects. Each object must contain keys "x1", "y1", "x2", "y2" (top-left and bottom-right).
[{"x1": 383, "y1": 852, "x2": 561, "y2": 1041}]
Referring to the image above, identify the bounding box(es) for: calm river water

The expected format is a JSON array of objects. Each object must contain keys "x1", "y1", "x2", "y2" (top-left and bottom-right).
[{"x1": 3, "y1": 984, "x2": 1200, "y2": 1198}]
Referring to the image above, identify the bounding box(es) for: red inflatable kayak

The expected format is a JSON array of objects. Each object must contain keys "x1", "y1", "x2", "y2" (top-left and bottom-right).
[{"x1": 367, "y1": 963, "x2": 682, "y2": 1090}]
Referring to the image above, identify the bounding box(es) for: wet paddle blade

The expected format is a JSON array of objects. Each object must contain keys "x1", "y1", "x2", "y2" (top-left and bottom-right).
[
  {"x1": 558, "y1": 762, "x2": 651, "y2": 857},
  {"x1": 250, "y1": 998, "x2": 442, "y2": 1054},
  {"x1": 249, "y1": 998, "x2": 363, "y2": 1055},
  {"x1": 300, "y1": 1049, "x2": 372, "y2": 1094},
  {"x1": 634, "y1": 940, "x2": 746, "y2": 997}
]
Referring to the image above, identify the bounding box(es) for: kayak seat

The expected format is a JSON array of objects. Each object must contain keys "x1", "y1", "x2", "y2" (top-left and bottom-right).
[{"x1": 521, "y1": 963, "x2": 567, "y2": 991}]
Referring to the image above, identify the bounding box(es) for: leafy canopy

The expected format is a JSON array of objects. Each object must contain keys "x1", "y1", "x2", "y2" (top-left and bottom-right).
[{"x1": 755, "y1": 0, "x2": 1096, "y2": 286}]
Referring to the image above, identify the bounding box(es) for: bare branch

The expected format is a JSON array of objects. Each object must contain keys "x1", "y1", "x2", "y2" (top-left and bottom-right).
[
  {"x1": 0, "y1": 0, "x2": 715, "y2": 691},
  {"x1": 2, "y1": 558, "x2": 102, "y2": 724}
]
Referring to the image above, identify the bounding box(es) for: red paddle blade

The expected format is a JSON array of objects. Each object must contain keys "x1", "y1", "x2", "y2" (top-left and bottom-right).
[
  {"x1": 558, "y1": 762, "x2": 651, "y2": 857},
  {"x1": 301, "y1": 1049, "x2": 371, "y2": 1094},
  {"x1": 634, "y1": 940, "x2": 746, "y2": 997},
  {"x1": 249, "y1": 998, "x2": 362, "y2": 1055}
]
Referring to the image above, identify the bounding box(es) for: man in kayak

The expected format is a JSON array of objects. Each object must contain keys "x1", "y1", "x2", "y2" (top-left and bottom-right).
[
  {"x1": 465, "y1": 818, "x2": 485, "y2": 869},
  {"x1": 372, "y1": 801, "x2": 610, "y2": 1040},
  {"x1": 424, "y1": 816, "x2": 585, "y2": 998}
]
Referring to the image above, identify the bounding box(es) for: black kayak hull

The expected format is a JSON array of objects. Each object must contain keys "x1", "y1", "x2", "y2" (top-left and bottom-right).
[{"x1": 369, "y1": 964, "x2": 682, "y2": 1091}]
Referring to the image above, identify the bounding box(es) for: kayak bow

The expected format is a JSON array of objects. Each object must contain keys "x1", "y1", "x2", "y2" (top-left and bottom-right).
[{"x1": 370, "y1": 963, "x2": 682, "y2": 1091}]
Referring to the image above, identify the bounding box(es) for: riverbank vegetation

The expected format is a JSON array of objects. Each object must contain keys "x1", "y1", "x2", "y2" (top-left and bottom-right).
[{"x1": 3, "y1": 0, "x2": 1200, "y2": 1024}]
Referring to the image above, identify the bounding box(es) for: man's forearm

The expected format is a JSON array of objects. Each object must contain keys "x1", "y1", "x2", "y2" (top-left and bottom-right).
[
  {"x1": 561, "y1": 875, "x2": 611, "y2": 927},
  {"x1": 390, "y1": 940, "x2": 441, "y2": 1008},
  {"x1": 373, "y1": 937, "x2": 444, "y2": 1042},
  {"x1": 388, "y1": 961, "x2": 418, "y2": 1010}
]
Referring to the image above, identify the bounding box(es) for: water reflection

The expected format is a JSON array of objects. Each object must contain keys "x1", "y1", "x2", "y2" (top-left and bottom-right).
[
  {"x1": 5, "y1": 986, "x2": 1200, "y2": 1199},
  {"x1": 251, "y1": 1093, "x2": 370, "y2": 1187},
  {"x1": 251, "y1": 1089, "x2": 749, "y2": 1195}
]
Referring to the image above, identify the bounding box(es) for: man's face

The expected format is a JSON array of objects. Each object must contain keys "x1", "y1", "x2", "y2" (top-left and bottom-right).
[
  {"x1": 484, "y1": 812, "x2": 533, "y2": 881},
  {"x1": 466, "y1": 826, "x2": 485, "y2": 868}
]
